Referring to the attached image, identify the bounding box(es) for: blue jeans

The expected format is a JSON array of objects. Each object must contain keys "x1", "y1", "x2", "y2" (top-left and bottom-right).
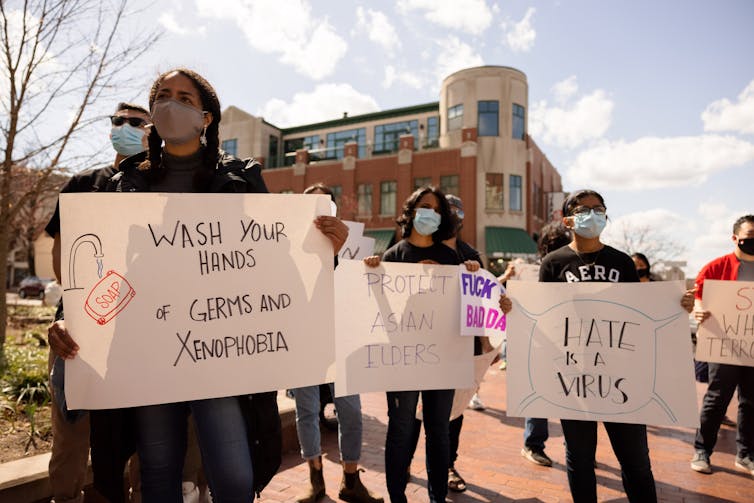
[
  {"x1": 694, "y1": 362, "x2": 754, "y2": 459},
  {"x1": 523, "y1": 417, "x2": 549, "y2": 450},
  {"x1": 561, "y1": 420, "x2": 656, "y2": 503},
  {"x1": 385, "y1": 389, "x2": 454, "y2": 503},
  {"x1": 134, "y1": 397, "x2": 253, "y2": 503},
  {"x1": 292, "y1": 383, "x2": 362, "y2": 462}
]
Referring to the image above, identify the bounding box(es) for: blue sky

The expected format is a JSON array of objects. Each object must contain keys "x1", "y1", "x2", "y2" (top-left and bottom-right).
[{"x1": 37, "y1": 1, "x2": 754, "y2": 275}]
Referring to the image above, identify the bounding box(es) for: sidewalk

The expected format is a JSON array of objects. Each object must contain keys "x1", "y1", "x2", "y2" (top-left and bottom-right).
[{"x1": 266, "y1": 366, "x2": 753, "y2": 503}]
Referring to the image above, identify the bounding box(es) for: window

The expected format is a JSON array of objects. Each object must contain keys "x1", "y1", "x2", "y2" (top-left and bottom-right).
[
  {"x1": 532, "y1": 182, "x2": 542, "y2": 218},
  {"x1": 326, "y1": 128, "x2": 366, "y2": 160},
  {"x1": 221, "y1": 138, "x2": 237, "y2": 156},
  {"x1": 330, "y1": 185, "x2": 343, "y2": 208},
  {"x1": 380, "y1": 181, "x2": 397, "y2": 215},
  {"x1": 414, "y1": 176, "x2": 432, "y2": 190},
  {"x1": 268, "y1": 135, "x2": 279, "y2": 168},
  {"x1": 357, "y1": 183, "x2": 372, "y2": 216},
  {"x1": 426, "y1": 116, "x2": 439, "y2": 147},
  {"x1": 283, "y1": 135, "x2": 321, "y2": 166},
  {"x1": 448, "y1": 104, "x2": 463, "y2": 131},
  {"x1": 478, "y1": 101, "x2": 499, "y2": 136},
  {"x1": 485, "y1": 173, "x2": 504, "y2": 209},
  {"x1": 374, "y1": 120, "x2": 418, "y2": 153},
  {"x1": 440, "y1": 175, "x2": 459, "y2": 197},
  {"x1": 510, "y1": 175, "x2": 522, "y2": 211},
  {"x1": 512, "y1": 104, "x2": 525, "y2": 140}
]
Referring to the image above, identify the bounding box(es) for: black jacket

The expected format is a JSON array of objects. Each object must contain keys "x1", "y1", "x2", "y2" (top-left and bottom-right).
[{"x1": 106, "y1": 150, "x2": 269, "y2": 194}]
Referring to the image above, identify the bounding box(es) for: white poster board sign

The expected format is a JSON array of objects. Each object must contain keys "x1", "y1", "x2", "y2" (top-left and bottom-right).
[
  {"x1": 334, "y1": 260, "x2": 474, "y2": 396},
  {"x1": 448, "y1": 346, "x2": 500, "y2": 420},
  {"x1": 511, "y1": 263, "x2": 540, "y2": 282},
  {"x1": 459, "y1": 268, "x2": 506, "y2": 337},
  {"x1": 338, "y1": 221, "x2": 376, "y2": 261},
  {"x1": 61, "y1": 193, "x2": 335, "y2": 409},
  {"x1": 696, "y1": 279, "x2": 754, "y2": 366},
  {"x1": 506, "y1": 281, "x2": 698, "y2": 427}
]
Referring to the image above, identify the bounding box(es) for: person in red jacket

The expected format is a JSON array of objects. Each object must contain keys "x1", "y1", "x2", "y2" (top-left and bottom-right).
[{"x1": 691, "y1": 214, "x2": 754, "y2": 475}]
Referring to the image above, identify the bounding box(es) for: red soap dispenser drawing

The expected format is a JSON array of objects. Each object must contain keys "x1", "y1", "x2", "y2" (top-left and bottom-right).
[{"x1": 65, "y1": 233, "x2": 136, "y2": 325}]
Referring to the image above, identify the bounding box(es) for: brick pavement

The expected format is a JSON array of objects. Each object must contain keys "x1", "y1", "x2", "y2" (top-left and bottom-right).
[{"x1": 263, "y1": 366, "x2": 754, "y2": 503}]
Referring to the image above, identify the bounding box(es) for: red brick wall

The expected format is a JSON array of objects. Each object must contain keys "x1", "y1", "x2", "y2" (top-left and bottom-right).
[{"x1": 260, "y1": 147, "x2": 475, "y2": 244}]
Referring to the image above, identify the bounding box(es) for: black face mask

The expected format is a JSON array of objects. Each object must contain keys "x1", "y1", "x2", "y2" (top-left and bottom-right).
[
  {"x1": 636, "y1": 268, "x2": 650, "y2": 278},
  {"x1": 738, "y1": 237, "x2": 754, "y2": 256}
]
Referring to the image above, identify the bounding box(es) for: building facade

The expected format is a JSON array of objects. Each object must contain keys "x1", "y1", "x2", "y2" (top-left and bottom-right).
[{"x1": 219, "y1": 66, "x2": 563, "y2": 269}]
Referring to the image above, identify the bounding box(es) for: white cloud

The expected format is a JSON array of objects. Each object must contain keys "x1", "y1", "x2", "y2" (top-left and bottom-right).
[
  {"x1": 397, "y1": 0, "x2": 493, "y2": 35},
  {"x1": 686, "y1": 202, "x2": 750, "y2": 275},
  {"x1": 505, "y1": 7, "x2": 536, "y2": 52},
  {"x1": 159, "y1": 11, "x2": 206, "y2": 36},
  {"x1": 529, "y1": 77, "x2": 613, "y2": 149},
  {"x1": 434, "y1": 36, "x2": 484, "y2": 83},
  {"x1": 383, "y1": 65, "x2": 424, "y2": 89},
  {"x1": 601, "y1": 208, "x2": 690, "y2": 252},
  {"x1": 258, "y1": 83, "x2": 380, "y2": 127},
  {"x1": 355, "y1": 7, "x2": 400, "y2": 53},
  {"x1": 552, "y1": 75, "x2": 579, "y2": 104},
  {"x1": 567, "y1": 134, "x2": 754, "y2": 190},
  {"x1": 195, "y1": 0, "x2": 347, "y2": 80},
  {"x1": 702, "y1": 79, "x2": 754, "y2": 135}
]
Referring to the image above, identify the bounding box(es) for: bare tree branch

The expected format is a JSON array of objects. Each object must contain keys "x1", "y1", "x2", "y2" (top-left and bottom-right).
[{"x1": 0, "y1": 0, "x2": 162, "y2": 356}]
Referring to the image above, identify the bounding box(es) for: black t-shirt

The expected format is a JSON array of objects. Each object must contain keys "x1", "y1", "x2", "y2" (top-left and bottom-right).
[
  {"x1": 455, "y1": 239, "x2": 483, "y2": 266},
  {"x1": 383, "y1": 239, "x2": 482, "y2": 355},
  {"x1": 382, "y1": 239, "x2": 461, "y2": 266},
  {"x1": 539, "y1": 244, "x2": 639, "y2": 283},
  {"x1": 45, "y1": 164, "x2": 117, "y2": 237}
]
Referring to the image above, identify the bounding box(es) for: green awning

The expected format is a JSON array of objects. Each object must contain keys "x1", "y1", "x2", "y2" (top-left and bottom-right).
[
  {"x1": 485, "y1": 226, "x2": 537, "y2": 257},
  {"x1": 364, "y1": 229, "x2": 397, "y2": 255}
]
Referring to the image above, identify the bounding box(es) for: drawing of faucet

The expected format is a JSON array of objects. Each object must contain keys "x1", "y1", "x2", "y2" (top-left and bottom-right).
[{"x1": 65, "y1": 233, "x2": 105, "y2": 291}]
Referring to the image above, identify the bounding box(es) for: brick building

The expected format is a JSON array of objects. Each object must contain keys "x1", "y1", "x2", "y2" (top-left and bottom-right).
[{"x1": 219, "y1": 66, "x2": 563, "y2": 271}]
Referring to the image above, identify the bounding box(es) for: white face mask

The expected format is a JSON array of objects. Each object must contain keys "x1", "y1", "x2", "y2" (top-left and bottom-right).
[{"x1": 151, "y1": 99, "x2": 205, "y2": 145}]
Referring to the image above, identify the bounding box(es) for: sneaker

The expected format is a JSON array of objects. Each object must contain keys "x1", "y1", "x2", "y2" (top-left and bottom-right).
[
  {"x1": 468, "y1": 393, "x2": 485, "y2": 410},
  {"x1": 521, "y1": 447, "x2": 553, "y2": 467},
  {"x1": 690, "y1": 450, "x2": 712, "y2": 474},
  {"x1": 735, "y1": 455, "x2": 754, "y2": 475}
]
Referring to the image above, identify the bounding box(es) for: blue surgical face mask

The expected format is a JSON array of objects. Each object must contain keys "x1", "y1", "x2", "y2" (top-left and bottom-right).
[
  {"x1": 413, "y1": 207, "x2": 441, "y2": 236},
  {"x1": 110, "y1": 124, "x2": 146, "y2": 156},
  {"x1": 572, "y1": 210, "x2": 607, "y2": 239}
]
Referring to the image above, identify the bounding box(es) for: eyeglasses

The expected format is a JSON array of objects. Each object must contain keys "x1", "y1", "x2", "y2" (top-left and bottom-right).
[
  {"x1": 110, "y1": 116, "x2": 147, "y2": 127},
  {"x1": 570, "y1": 205, "x2": 607, "y2": 216}
]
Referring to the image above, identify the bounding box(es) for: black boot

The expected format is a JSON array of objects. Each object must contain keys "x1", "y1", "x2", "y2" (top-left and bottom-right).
[
  {"x1": 296, "y1": 458, "x2": 326, "y2": 503},
  {"x1": 338, "y1": 469, "x2": 383, "y2": 503}
]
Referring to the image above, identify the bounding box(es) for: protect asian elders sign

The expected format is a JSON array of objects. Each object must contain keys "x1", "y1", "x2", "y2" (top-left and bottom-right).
[
  {"x1": 695, "y1": 279, "x2": 754, "y2": 366},
  {"x1": 60, "y1": 193, "x2": 335, "y2": 409},
  {"x1": 506, "y1": 281, "x2": 699, "y2": 427},
  {"x1": 334, "y1": 260, "x2": 474, "y2": 397}
]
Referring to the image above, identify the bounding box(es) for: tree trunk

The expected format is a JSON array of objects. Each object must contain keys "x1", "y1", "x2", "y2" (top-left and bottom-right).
[{"x1": 0, "y1": 213, "x2": 10, "y2": 366}]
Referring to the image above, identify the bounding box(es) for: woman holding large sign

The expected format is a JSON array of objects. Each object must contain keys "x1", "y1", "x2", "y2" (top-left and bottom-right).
[
  {"x1": 363, "y1": 186, "x2": 506, "y2": 503},
  {"x1": 537, "y1": 189, "x2": 692, "y2": 502},
  {"x1": 49, "y1": 68, "x2": 347, "y2": 502}
]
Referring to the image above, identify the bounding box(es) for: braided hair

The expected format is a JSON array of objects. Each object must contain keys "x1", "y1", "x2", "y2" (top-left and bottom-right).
[{"x1": 138, "y1": 68, "x2": 222, "y2": 192}]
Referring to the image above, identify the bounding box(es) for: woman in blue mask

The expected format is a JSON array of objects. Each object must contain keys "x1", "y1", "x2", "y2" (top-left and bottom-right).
[
  {"x1": 539, "y1": 189, "x2": 655, "y2": 502},
  {"x1": 363, "y1": 186, "x2": 485, "y2": 503}
]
